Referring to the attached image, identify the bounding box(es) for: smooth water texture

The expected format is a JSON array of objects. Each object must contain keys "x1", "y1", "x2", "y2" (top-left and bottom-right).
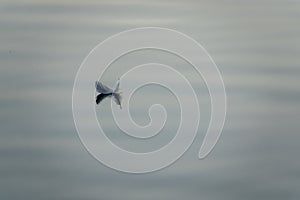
[{"x1": 0, "y1": 0, "x2": 300, "y2": 199}]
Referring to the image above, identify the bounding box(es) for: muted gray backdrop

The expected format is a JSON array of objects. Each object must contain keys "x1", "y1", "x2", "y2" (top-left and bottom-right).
[{"x1": 1, "y1": 0, "x2": 300, "y2": 199}]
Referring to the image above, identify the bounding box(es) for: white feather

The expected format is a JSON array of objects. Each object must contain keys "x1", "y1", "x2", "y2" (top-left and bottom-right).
[
  {"x1": 95, "y1": 79, "x2": 122, "y2": 109},
  {"x1": 95, "y1": 81, "x2": 113, "y2": 94}
]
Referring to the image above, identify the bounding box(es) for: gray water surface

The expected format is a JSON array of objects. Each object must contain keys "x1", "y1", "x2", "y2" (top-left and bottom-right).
[{"x1": 1, "y1": 0, "x2": 300, "y2": 199}]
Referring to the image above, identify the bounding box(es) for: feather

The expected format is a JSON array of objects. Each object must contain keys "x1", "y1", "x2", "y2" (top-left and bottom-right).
[
  {"x1": 95, "y1": 81, "x2": 113, "y2": 94},
  {"x1": 95, "y1": 79, "x2": 122, "y2": 109},
  {"x1": 96, "y1": 93, "x2": 111, "y2": 104}
]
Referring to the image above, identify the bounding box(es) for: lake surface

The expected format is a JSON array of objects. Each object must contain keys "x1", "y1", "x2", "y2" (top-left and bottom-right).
[{"x1": 1, "y1": 0, "x2": 300, "y2": 199}]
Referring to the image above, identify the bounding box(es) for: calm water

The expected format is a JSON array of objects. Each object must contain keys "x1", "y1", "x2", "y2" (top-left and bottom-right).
[{"x1": 1, "y1": 0, "x2": 300, "y2": 199}]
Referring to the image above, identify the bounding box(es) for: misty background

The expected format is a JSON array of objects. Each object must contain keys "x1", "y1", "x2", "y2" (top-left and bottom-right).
[{"x1": 1, "y1": 0, "x2": 300, "y2": 199}]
